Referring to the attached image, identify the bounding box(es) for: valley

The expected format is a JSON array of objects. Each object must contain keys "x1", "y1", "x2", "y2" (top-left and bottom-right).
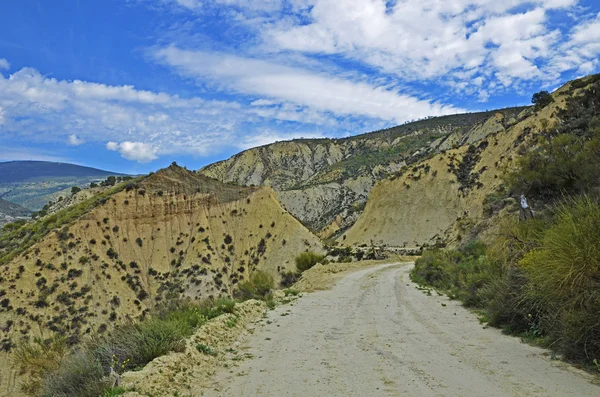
[{"x1": 1, "y1": 73, "x2": 599, "y2": 396}]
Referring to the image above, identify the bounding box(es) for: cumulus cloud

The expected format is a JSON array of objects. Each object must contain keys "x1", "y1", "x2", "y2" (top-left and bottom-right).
[
  {"x1": 153, "y1": 46, "x2": 465, "y2": 124},
  {"x1": 0, "y1": 58, "x2": 9, "y2": 70},
  {"x1": 106, "y1": 141, "x2": 159, "y2": 163}
]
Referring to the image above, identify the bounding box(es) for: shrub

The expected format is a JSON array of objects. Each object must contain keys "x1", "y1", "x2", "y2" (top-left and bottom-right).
[
  {"x1": 506, "y1": 132, "x2": 600, "y2": 200},
  {"x1": 295, "y1": 252, "x2": 325, "y2": 272},
  {"x1": 280, "y1": 271, "x2": 299, "y2": 288},
  {"x1": 42, "y1": 350, "x2": 107, "y2": 397},
  {"x1": 35, "y1": 298, "x2": 235, "y2": 397},
  {"x1": 520, "y1": 196, "x2": 600, "y2": 362},
  {"x1": 237, "y1": 270, "x2": 274, "y2": 300},
  {"x1": 13, "y1": 337, "x2": 68, "y2": 395}
]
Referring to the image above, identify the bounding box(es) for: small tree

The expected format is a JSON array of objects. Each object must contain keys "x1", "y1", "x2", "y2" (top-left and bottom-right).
[
  {"x1": 531, "y1": 90, "x2": 554, "y2": 111},
  {"x1": 70, "y1": 186, "x2": 81, "y2": 195}
]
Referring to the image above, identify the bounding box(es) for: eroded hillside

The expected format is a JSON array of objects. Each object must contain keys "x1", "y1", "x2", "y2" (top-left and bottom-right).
[
  {"x1": 0, "y1": 165, "x2": 322, "y2": 395},
  {"x1": 343, "y1": 76, "x2": 592, "y2": 248},
  {"x1": 200, "y1": 108, "x2": 528, "y2": 238}
]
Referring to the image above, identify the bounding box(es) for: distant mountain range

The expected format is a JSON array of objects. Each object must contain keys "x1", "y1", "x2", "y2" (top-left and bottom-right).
[
  {"x1": 0, "y1": 161, "x2": 126, "y2": 211},
  {"x1": 0, "y1": 161, "x2": 123, "y2": 183}
]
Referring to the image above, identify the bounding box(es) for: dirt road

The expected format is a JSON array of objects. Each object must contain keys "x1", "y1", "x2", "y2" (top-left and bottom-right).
[{"x1": 206, "y1": 263, "x2": 600, "y2": 396}]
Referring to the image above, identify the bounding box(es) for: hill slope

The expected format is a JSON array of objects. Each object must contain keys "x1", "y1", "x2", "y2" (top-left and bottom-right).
[
  {"x1": 0, "y1": 165, "x2": 322, "y2": 395},
  {"x1": 0, "y1": 198, "x2": 30, "y2": 227},
  {"x1": 200, "y1": 107, "x2": 529, "y2": 237},
  {"x1": 0, "y1": 161, "x2": 126, "y2": 211},
  {"x1": 343, "y1": 76, "x2": 593, "y2": 248}
]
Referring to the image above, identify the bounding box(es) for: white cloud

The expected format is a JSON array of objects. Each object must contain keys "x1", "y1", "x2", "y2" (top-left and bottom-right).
[
  {"x1": 0, "y1": 66, "x2": 289, "y2": 161},
  {"x1": 153, "y1": 46, "x2": 465, "y2": 124},
  {"x1": 68, "y1": 134, "x2": 85, "y2": 146},
  {"x1": 253, "y1": 0, "x2": 590, "y2": 95},
  {"x1": 0, "y1": 58, "x2": 9, "y2": 70},
  {"x1": 215, "y1": 0, "x2": 281, "y2": 12},
  {"x1": 176, "y1": 0, "x2": 201, "y2": 9},
  {"x1": 106, "y1": 141, "x2": 159, "y2": 163}
]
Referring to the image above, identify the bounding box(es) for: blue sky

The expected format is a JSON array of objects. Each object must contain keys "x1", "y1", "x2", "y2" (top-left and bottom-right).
[{"x1": 0, "y1": 0, "x2": 599, "y2": 174}]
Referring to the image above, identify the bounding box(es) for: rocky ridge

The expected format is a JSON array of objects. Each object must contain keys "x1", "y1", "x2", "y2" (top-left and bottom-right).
[{"x1": 200, "y1": 107, "x2": 528, "y2": 238}]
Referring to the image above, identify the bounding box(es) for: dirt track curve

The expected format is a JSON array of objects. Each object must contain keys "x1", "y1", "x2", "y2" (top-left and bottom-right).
[{"x1": 205, "y1": 263, "x2": 600, "y2": 397}]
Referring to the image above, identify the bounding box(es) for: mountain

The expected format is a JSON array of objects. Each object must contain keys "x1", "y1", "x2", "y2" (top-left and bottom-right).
[
  {"x1": 0, "y1": 161, "x2": 126, "y2": 211},
  {"x1": 0, "y1": 164, "x2": 322, "y2": 394},
  {"x1": 200, "y1": 107, "x2": 529, "y2": 238},
  {"x1": 0, "y1": 161, "x2": 121, "y2": 183},
  {"x1": 0, "y1": 198, "x2": 30, "y2": 227}
]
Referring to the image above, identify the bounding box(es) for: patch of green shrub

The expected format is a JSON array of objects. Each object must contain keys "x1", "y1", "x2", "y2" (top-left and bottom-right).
[
  {"x1": 520, "y1": 196, "x2": 600, "y2": 362},
  {"x1": 237, "y1": 270, "x2": 274, "y2": 300},
  {"x1": 295, "y1": 252, "x2": 325, "y2": 272}
]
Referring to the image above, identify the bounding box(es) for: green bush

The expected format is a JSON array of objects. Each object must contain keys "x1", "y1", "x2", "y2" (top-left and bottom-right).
[
  {"x1": 411, "y1": 241, "x2": 495, "y2": 306},
  {"x1": 521, "y1": 196, "x2": 600, "y2": 361},
  {"x1": 295, "y1": 252, "x2": 325, "y2": 272},
  {"x1": 507, "y1": 131, "x2": 600, "y2": 200},
  {"x1": 237, "y1": 270, "x2": 274, "y2": 300}
]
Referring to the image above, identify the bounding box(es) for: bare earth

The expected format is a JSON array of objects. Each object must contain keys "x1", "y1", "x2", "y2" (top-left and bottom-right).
[{"x1": 205, "y1": 262, "x2": 600, "y2": 397}]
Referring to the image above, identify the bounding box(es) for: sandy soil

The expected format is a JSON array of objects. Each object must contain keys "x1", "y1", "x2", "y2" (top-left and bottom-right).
[{"x1": 204, "y1": 263, "x2": 600, "y2": 397}]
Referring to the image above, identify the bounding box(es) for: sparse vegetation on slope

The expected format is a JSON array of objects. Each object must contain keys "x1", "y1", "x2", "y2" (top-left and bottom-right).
[{"x1": 0, "y1": 179, "x2": 140, "y2": 265}]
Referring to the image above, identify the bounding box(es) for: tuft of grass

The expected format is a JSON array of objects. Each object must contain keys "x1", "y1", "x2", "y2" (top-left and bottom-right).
[
  {"x1": 520, "y1": 196, "x2": 600, "y2": 362},
  {"x1": 102, "y1": 386, "x2": 127, "y2": 397},
  {"x1": 196, "y1": 344, "x2": 217, "y2": 356},
  {"x1": 295, "y1": 252, "x2": 325, "y2": 272},
  {"x1": 283, "y1": 288, "x2": 300, "y2": 297},
  {"x1": 236, "y1": 270, "x2": 274, "y2": 300}
]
